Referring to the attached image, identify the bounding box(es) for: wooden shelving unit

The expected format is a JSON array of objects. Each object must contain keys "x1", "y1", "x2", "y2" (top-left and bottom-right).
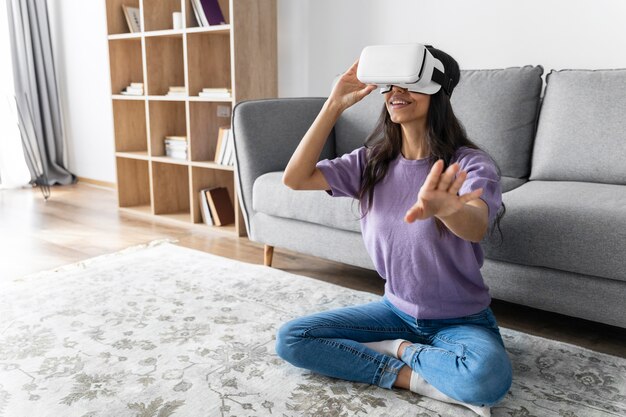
[{"x1": 105, "y1": 0, "x2": 277, "y2": 237}]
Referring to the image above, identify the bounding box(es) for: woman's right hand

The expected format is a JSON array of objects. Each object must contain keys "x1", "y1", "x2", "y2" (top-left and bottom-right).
[{"x1": 326, "y1": 59, "x2": 377, "y2": 114}]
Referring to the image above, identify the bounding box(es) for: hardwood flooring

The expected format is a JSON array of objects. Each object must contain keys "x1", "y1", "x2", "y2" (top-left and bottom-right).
[{"x1": 1, "y1": 183, "x2": 625, "y2": 358}]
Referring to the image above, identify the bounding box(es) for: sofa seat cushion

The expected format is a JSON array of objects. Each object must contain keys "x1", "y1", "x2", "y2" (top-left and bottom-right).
[
  {"x1": 252, "y1": 172, "x2": 362, "y2": 233},
  {"x1": 482, "y1": 181, "x2": 626, "y2": 282}
]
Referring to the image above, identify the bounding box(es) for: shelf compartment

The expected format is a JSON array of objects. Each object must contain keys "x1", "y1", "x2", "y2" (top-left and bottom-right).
[
  {"x1": 112, "y1": 100, "x2": 148, "y2": 152},
  {"x1": 106, "y1": 0, "x2": 141, "y2": 35},
  {"x1": 108, "y1": 38, "x2": 143, "y2": 96},
  {"x1": 152, "y1": 161, "x2": 191, "y2": 218},
  {"x1": 190, "y1": 166, "x2": 234, "y2": 224},
  {"x1": 116, "y1": 157, "x2": 151, "y2": 209},
  {"x1": 148, "y1": 100, "x2": 187, "y2": 157},
  {"x1": 143, "y1": 0, "x2": 182, "y2": 32},
  {"x1": 184, "y1": 0, "x2": 230, "y2": 29},
  {"x1": 145, "y1": 36, "x2": 185, "y2": 95},
  {"x1": 186, "y1": 31, "x2": 231, "y2": 97},
  {"x1": 188, "y1": 101, "x2": 231, "y2": 162}
]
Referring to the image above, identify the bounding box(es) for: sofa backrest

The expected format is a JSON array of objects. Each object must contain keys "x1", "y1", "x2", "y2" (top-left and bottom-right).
[
  {"x1": 529, "y1": 69, "x2": 626, "y2": 185},
  {"x1": 332, "y1": 65, "x2": 544, "y2": 192}
]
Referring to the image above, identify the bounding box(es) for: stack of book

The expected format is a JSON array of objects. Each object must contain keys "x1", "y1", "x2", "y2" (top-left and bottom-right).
[
  {"x1": 166, "y1": 86, "x2": 186, "y2": 97},
  {"x1": 190, "y1": 0, "x2": 227, "y2": 27},
  {"x1": 199, "y1": 186, "x2": 235, "y2": 226},
  {"x1": 121, "y1": 82, "x2": 143, "y2": 95},
  {"x1": 214, "y1": 127, "x2": 234, "y2": 166},
  {"x1": 164, "y1": 136, "x2": 188, "y2": 160},
  {"x1": 199, "y1": 87, "x2": 232, "y2": 99}
]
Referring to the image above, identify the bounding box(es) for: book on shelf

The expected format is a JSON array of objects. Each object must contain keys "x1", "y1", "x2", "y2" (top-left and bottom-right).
[
  {"x1": 223, "y1": 128, "x2": 234, "y2": 166},
  {"x1": 205, "y1": 187, "x2": 234, "y2": 226},
  {"x1": 165, "y1": 149, "x2": 187, "y2": 160},
  {"x1": 164, "y1": 136, "x2": 188, "y2": 159},
  {"x1": 121, "y1": 82, "x2": 143, "y2": 95},
  {"x1": 122, "y1": 5, "x2": 141, "y2": 33},
  {"x1": 166, "y1": 86, "x2": 186, "y2": 96},
  {"x1": 214, "y1": 127, "x2": 229, "y2": 163},
  {"x1": 191, "y1": 0, "x2": 227, "y2": 27},
  {"x1": 199, "y1": 188, "x2": 214, "y2": 226},
  {"x1": 199, "y1": 87, "x2": 232, "y2": 99}
]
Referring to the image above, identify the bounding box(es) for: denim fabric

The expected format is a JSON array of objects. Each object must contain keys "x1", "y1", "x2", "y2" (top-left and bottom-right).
[{"x1": 275, "y1": 294, "x2": 513, "y2": 407}]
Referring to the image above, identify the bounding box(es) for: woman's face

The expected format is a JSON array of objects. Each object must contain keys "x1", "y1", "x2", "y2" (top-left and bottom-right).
[{"x1": 383, "y1": 85, "x2": 430, "y2": 125}]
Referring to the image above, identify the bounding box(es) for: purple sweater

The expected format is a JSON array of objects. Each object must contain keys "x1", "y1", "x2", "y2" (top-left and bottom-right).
[{"x1": 316, "y1": 146, "x2": 502, "y2": 319}]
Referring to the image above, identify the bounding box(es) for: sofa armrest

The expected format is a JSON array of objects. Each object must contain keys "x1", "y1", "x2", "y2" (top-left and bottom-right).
[{"x1": 232, "y1": 97, "x2": 336, "y2": 239}]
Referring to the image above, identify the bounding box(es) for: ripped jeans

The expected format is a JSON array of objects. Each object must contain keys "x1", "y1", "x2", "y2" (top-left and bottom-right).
[{"x1": 275, "y1": 294, "x2": 512, "y2": 407}]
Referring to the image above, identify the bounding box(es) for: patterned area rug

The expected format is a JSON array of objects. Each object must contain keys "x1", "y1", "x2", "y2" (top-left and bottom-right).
[{"x1": 0, "y1": 241, "x2": 624, "y2": 417}]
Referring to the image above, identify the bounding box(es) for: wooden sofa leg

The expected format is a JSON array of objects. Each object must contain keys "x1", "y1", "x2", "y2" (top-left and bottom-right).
[{"x1": 264, "y1": 245, "x2": 274, "y2": 267}]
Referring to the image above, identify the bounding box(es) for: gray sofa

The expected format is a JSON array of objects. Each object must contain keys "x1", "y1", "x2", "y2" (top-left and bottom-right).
[{"x1": 232, "y1": 66, "x2": 626, "y2": 329}]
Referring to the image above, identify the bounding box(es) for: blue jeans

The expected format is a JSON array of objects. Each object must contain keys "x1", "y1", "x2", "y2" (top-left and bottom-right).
[{"x1": 275, "y1": 294, "x2": 512, "y2": 407}]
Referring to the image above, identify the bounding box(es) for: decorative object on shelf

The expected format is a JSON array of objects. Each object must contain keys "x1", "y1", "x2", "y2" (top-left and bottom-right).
[
  {"x1": 164, "y1": 136, "x2": 187, "y2": 160},
  {"x1": 122, "y1": 5, "x2": 141, "y2": 32},
  {"x1": 166, "y1": 86, "x2": 186, "y2": 97},
  {"x1": 205, "y1": 187, "x2": 234, "y2": 226},
  {"x1": 198, "y1": 87, "x2": 232, "y2": 99},
  {"x1": 121, "y1": 82, "x2": 143, "y2": 95},
  {"x1": 172, "y1": 11, "x2": 183, "y2": 29},
  {"x1": 191, "y1": 0, "x2": 227, "y2": 27}
]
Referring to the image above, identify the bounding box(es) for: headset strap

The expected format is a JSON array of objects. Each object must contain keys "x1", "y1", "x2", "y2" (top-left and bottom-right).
[
  {"x1": 431, "y1": 67, "x2": 454, "y2": 96},
  {"x1": 425, "y1": 45, "x2": 454, "y2": 96}
]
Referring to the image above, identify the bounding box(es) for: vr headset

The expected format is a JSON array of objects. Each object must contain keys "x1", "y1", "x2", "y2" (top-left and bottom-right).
[{"x1": 356, "y1": 43, "x2": 454, "y2": 96}]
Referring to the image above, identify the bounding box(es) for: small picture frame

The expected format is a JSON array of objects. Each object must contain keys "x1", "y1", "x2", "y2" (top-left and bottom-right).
[{"x1": 122, "y1": 5, "x2": 141, "y2": 33}]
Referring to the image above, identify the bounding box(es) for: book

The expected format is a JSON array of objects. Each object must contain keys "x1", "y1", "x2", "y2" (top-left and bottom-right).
[
  {"x1": 214, "y1": 127, "x2": 228, "y2": 163},
  {"x1": 199, "y1": 0, "x2": 227, "y2": 25},
  {"x1": 202, "y1": 87, "x2": 231, "y2": 93},
  {"x1": 223, "y1": 128, "x2": 234, "y2": 165},
  {"x1": 205, "y1": 187, "x2": 234, "y2": 226},
  {"x1": 198, "y1": 92, "x2": 232, "y2": 99},
  {"x1": 169, "y1": 86, "x2": 186, "y2": 92},
  {"x1": 122, "y1": 5, "x2": 141, "y2": 33},
  {"x1": 191, "y1": 0, "x2": 208, "y2": 27},
  {"x1": 227, "y1": 130, "x2": 234, "y2": 165},
  {"x1": 199, "y1": 189, "x2": 214, "y2": 226},
  {"x1": 190, "y1": 0, "x2": 204, "y2": 27},
  {"x1": 165, "y1": 149, "x2": 187, "y2": 159}
]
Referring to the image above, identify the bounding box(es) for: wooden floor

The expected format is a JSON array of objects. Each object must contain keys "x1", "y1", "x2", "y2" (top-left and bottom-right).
[{"x1": 2, "y1": 183, "x2": 625, "y2": 358}]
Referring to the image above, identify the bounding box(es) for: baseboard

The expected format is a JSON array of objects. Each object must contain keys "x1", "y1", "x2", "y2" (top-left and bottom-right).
[{"x1": 77, "y1": 176, "x2": 116, "y2": 189}]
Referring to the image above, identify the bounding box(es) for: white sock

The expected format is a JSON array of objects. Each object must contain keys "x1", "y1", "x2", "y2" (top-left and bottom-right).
[
  {"x1": 362, "y1": 339, "x2": 408, "y2": 358},
  {"x1": 410, "y1": 370, "x2": 491, "y2": 417}
]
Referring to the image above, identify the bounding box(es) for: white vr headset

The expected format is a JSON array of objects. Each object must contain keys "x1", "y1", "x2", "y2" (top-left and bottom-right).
[{"x1": 356, "y1": 43, "x2": 454, "y2": 96}]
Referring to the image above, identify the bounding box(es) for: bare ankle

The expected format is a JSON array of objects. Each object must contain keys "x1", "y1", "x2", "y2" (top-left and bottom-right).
[
  {"x1": 393, "y1": 365, "x2": 412, "y2": 389},
  {"x1": 397, "y1": 341, "x2": 411, "y2": 358}
]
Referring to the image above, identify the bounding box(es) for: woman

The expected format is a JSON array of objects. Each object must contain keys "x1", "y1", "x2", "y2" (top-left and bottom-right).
[{"x1": 276, "y1": 46, "x2": 512, "y2": 416}]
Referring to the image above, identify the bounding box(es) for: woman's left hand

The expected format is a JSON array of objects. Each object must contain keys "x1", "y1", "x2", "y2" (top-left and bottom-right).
[{"x1": 405, "y1": 159, "x2": 483, "y2": 223}]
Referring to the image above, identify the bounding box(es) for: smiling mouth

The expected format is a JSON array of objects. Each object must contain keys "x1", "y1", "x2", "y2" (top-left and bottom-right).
[{"x1": 389, "y1": 99, "x2": 411, "y2": 108}]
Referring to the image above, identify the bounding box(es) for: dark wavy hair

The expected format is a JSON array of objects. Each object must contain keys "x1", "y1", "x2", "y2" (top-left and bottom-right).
[{"x1": 356, "y1": 46, "x2": 505, "y2": 242}]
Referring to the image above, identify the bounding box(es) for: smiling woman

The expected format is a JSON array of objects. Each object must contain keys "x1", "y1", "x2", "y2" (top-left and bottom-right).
[{"x1": 277, "y1": 44, "x2": 510, "y2": 416}]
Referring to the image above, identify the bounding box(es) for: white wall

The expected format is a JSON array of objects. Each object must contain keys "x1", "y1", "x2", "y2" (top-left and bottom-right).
[
  {"x1": 48, "y1": 0, "x2": 115, "y2": 183},
  {"x1": 49, "y1": 0, "x2": 626, "y2": 183}
]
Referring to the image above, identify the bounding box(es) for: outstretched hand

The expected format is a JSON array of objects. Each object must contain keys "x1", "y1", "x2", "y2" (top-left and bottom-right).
[
  {"x1": 405, "y1": 160, "x2": 483, "y2": 223},
  {"x1": 328, "y1": 59, "x2": 377, "y2": 112}
]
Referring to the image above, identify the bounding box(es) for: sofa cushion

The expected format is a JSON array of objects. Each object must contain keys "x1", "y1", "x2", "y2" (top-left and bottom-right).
[
  {"x1": 451, "y1": 66, "x2": 544, "y2": 180},
  {"x1": 332, "y1": 66, "x2": 543, "y2": 191},
  {"x1": 252, "y1": 172, "x2": 361, "y2": 233},
  {"x1": 482, "y1": 180, "x2": 626, "y2": 282},
  {"x1": 530, "y1": 69, "x2": 626, "y2": 185}
]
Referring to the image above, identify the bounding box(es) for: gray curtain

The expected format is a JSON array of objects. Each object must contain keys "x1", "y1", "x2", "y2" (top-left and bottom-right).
[{"x1": 6, "y1": 0, "x2": 75, "y2": 190}]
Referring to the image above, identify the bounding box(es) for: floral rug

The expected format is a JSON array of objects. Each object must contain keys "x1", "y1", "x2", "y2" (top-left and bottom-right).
[{"x1": 0, "y1": 241, "x2": 624, "y2": 417}]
